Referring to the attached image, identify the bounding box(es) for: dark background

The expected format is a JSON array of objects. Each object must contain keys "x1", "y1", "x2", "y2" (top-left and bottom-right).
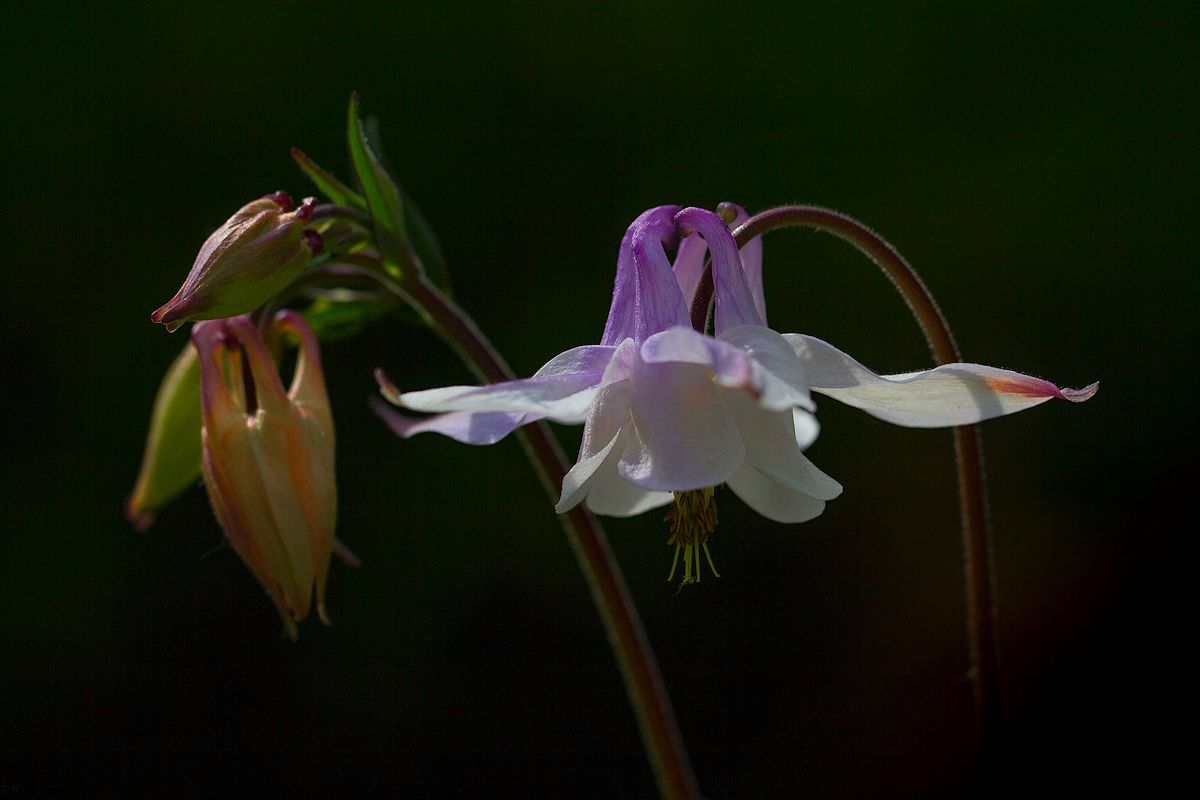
[{"x1": 2, "y1": 2, "x2": 1195, "y2": 796}]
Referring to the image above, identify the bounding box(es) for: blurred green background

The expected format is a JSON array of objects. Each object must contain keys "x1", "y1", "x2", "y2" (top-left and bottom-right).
[{"x1": 2, "y1": 1, "x2": 1195, "y2": 796}]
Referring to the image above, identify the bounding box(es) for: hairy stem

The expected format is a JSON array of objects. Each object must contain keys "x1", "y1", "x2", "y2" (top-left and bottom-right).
[
  {"x1": 329, "y1": 256, "x2": 699, "y2": 799},
  {"x1": 692, "y1": 204, "x2": 1003, "y2": 752}
]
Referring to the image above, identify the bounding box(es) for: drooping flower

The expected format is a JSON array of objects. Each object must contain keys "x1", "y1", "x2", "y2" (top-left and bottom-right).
[
  {"x1": 193, "y1": 311, "x2": 340, "y2": 639},
  {"x1": 152, "y1": 192, "x2": 322, "y2": 332},
  {"x1": 373, "y1": 205, "x2": 1096, "y2": 581}
]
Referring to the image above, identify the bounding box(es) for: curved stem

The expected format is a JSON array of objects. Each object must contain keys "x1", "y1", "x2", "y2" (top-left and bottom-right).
[
  {"x1": 696, "y1": 205, "x2": 1003, "y2": 752},
  {"x1": 331, "y1": 255, "x2": 699, "y2": 799}
]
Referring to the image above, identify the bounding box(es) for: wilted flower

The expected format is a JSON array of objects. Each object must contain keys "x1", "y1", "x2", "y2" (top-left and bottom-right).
[
  {"x1": 374, "y1": 204, "x2": 1096, "y2": 581},
  {"x1": 194, "y1": 311, "x2": 339, "y2": 639},
  {"x1": 152, "y1": 192, "x2": 322, "y2": 332}
]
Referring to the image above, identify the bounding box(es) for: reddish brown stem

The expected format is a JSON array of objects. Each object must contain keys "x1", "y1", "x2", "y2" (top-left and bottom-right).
[
  {"x1": 693, "y1": 205, "x2": 1003, "y2": 753},
  {"x1": 330, "y1": 256, "x2": 699, "y2": 799}
]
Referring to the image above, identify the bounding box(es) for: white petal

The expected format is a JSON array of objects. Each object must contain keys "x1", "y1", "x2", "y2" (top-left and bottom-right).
[
  {"x1": 786, "y1": 334, "x2": 1099, "y2": 428},
  {"x1": 718, "y1": 325, "x2": 814, "y2": 411},
  {"x1": 725, "y1": 462, "x2": 829, "y2": 524},
  {"x1": 556, "y1": 420, "x2": 624, "y2": 513},
  {"x1": 556, "y1": 416, "x2": 673, "y2": 516},
  {"x1": 556, "y1": 380, "x2": 633, "y2": 511},
  {"x1": 395, "y1": 345, "x2": 614, "y2": 421},
  {"x1": 721, "y1": 388, "x2": 842, "y2": 500},
  {"x1": 587, "y1": 470, "x2": 674, "y2": 516},
  {"x1": 618, "y1": 358, "x2": 745, "y2": 491},
  {"x1": 793, "y1": 409, "x2": 820, "y2": 450},
  {"x1": 641, "y1": 326, "x2": 814, "y2": 412}
]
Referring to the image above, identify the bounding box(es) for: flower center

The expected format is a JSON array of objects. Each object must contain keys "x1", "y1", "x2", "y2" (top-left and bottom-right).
[{"x1": 665, "y1": 487, "x2": 721, "y2": 584}]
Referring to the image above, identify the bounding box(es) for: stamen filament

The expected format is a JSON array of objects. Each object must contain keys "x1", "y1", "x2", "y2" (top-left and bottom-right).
[
  {"x1": 702, "y1": 543, "x2": 720, "y2": 578},
  {"x1": 665, "y1": 487, "x2": 721, "y2": 584}
]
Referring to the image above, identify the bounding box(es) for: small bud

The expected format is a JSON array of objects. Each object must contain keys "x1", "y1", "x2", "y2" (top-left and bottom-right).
[
  {"x1": 152, "y1": 194, "x2": 320, "y2": 332},
  {"x1": 193, "y1": 311, "x2": 339, "y2": 640},
  {"x1": 125, "y1": 342, "x2": 203, "y2": 531}
]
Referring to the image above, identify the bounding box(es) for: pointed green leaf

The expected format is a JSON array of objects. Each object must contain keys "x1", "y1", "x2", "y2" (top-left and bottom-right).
[
  {"x1": 363, "y1": 115, "x2": 451, "y2": 295},
  {"x1": 347, "y1": 93, "x2": 410, "y2": 280},
  {"x1": 291, "y1": 147, "x2": 366, "y2": 210}
]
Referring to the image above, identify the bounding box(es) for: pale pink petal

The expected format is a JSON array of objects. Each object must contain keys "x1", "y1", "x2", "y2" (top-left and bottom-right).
[
  {"x1": 371, "y1": 397, "x2": 530, "y2": 445},
  {"x1": 618, "y1": 358, "x2": 745, "y2": 491},
  {"x1": 785, "y1": 334, "x2": 1098, "y2": 428},
  {"x1": 390, "y1": 345, "x2": 614, "y2": 422},
  {"x1": 725, "y1": 462, "x2": 829, "y2": 524},
  {"x1": 720, "y1": 389, "x2": 842, "y2": 501}
]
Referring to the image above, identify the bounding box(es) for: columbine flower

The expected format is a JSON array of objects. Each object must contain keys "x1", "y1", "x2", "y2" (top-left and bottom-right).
[
  {"x1": 152, "y1": 192, "x2": 322, "y2": 332},
  {"x1": 373, "y1": 204, "x2": 1096, "y2": 581},
  {"x1": 193, "y1": 310, "x2": 340, "y2": 639}
]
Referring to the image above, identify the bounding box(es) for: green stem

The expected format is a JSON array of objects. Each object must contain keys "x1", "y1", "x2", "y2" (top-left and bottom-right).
[
  {"x1": 329, "y1": 256, "x2": 700, "y2": 800},
  {"x1": 694, "y1": 204, "x2": 1003, "y2": 753}
]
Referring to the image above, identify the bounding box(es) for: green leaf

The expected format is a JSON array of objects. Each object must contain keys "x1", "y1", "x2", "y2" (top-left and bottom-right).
[
  {"x1": 291, "y1": 147, "x2": 366, "y2": 210},
  {"x1": 302, "y1": 295, "x2": 403, "y2": 341},
  {"x1": 363, "y1": 115, "x2": 451, "y2": 295},
  {"x1": 346, "y1": 92, "x2": 411, "y2": 281}
]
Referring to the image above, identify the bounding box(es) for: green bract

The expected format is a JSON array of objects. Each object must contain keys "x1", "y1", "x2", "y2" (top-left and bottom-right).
[{"x1": 125, "y1": 342, "x2": 202, "y2": 530}]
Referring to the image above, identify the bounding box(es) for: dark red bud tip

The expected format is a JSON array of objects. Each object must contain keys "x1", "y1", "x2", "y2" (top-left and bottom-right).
[
  {"x1": 124, "y1": 497, "x2": 155, "y2": 532},
  {"x1": 151, "y1": 297, "x2": 184, "y2": 331},
  {"x1": 266, "y1": 191, "x2": 294, "y2": 212},
  {"x1": 302, "y1": 229, "x2": 323, "y2": 254},
  {"x1": 297, "y1": 197, "x2": 317, "y2": 221}
]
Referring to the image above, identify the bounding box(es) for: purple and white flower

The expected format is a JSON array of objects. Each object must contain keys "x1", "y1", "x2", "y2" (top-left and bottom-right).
[{"x1": 373, "y1": 204, "x2": 1095, "y2": 575}]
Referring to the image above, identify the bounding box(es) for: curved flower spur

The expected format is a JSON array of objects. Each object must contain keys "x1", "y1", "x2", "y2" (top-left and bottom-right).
[{"x1": 373, "y1": 204, "x2": 1096, "y2": 582}]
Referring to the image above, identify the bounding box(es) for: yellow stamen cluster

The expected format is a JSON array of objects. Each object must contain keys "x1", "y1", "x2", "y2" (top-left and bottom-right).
[{"x1": 665, "y1": 487, "x2": 721, "y2": 584}]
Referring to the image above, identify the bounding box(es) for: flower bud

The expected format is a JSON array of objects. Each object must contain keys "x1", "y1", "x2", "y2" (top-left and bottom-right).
[
  {"x1": 125, "y1": 342, "x2": 203, "y2": 531},
  {"x1": 152, "y1": 193, "x2": 320, "y2": 332},
  {"x1": 193, "y1": 311, "x2": 338, "y2": 640}
]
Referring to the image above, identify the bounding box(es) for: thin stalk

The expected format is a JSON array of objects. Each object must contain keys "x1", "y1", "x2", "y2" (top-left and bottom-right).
[
  {"x1": 328, "y1": 256, "x2": 699, "y2": 800},
  {"x1": 692, "y1": 204, "x2": 1003, "y2": 752}
]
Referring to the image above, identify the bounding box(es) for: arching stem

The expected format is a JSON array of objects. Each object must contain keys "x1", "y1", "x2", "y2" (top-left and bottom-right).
[
  {"x1": 325, "y1": 256, "x2": 700, "y2": 800},
  {"x1": 693, "y1": 204, "x2": 1003, "y2": 754}
]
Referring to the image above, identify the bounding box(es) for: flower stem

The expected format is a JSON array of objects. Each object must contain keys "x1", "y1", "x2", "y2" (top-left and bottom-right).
[
  {"x1": 695, "y1": 204, "x2": 1003, "y2": 753},
  {"x1": 328, "y1": 256, "x2": 699, "y2": 800}
]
